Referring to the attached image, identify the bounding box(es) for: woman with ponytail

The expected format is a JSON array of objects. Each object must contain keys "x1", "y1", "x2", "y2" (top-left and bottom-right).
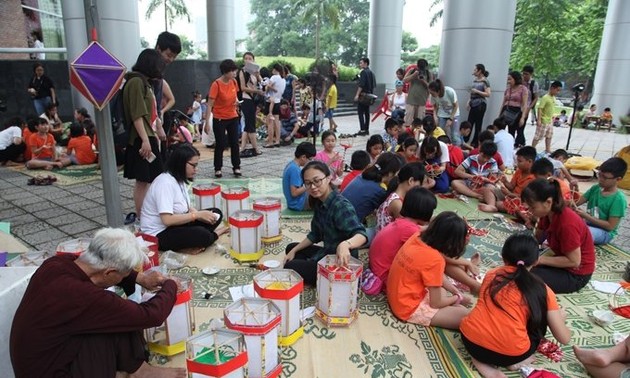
[
  {"x1": 466, "y1": 64, "x2": 491, "y2": 147},
  {"x1": 460, "y1": 233, "x2": 571, "y2": 377},
  {"x1": 521, "y1": 178, "x2": 595, "y2": 293}
]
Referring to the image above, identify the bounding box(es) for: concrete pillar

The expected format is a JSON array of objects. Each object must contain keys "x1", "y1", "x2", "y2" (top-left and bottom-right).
[
  {"x1": 368, "y1": 0, "x2": 404, "y2": 89},
  {"x1": 206, "y1": 0, "x2": 235, "y2": 60},
  {"x1": 62, "y1": 0, "x2": 141, "y2": 110},
  {"x1": 591, "y1": 0, "x2": 630, "y2": 118},
  {"x1": 438, "y1": 0, "x2": 517, "y2": 125},
  {"x1": 61, "y1": 1, "x2": 92, "y2": 112}
]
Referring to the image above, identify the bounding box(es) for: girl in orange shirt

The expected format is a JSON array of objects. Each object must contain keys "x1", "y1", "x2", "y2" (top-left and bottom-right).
[
  {"x1": 62, "y1": 123, "x2": 97, "y2": 165},
  {"x1": 386, "y1": 211, "x2": 471, "y2": 330},
  {"x1": 459, "y1": 233, "x2": 571, "y2": 377},
  {"x1": 22, "y1": 118, "x2": 38, "y2": 161}
]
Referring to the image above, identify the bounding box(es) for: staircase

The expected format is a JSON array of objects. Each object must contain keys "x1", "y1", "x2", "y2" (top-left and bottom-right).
[{"x1": 334, "y1": 99, "x2": 357, "y2": 117}]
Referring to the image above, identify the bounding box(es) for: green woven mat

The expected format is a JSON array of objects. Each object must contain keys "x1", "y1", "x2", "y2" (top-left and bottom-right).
[
  {"x1": 8, "y1": 163, "x2": 115, "y2": 186},
  {"x1": 435, "y1": 196, "x2": 494, "y2": 221}
]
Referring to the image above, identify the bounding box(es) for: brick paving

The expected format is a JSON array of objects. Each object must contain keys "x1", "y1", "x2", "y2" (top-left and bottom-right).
[{"x1": 1, "y1": 116, "x2": 629, "y2": 251}]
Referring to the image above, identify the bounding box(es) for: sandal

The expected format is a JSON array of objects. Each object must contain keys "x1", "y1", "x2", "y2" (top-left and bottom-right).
[
  {"x1": 233, "y1": 168, "x2": 242, "y2": 177},
  {"x1": 215, "y1": 171, "x2": 223, "y2": 178}
]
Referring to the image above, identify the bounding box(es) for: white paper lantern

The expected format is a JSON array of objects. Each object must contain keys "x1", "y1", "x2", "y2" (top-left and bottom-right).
[
  {"x1": 145, "y1": 275, "x2": 195, "y2": 356},
  {"x1": 224, "y1": 298, "x2": 282, "y2": 378},
  {"x1": 221, "y1": 186, "x2": 250, "y2": 219},
  {"x1": 316, "y1": 255, "x2": 363, "y2": 326},
  {"x1": 229, "y1": 210, "x2": 264, "y2": 262},
  {"x1": 253, "y1": 269, "x2": 304, "y2": 346},
  {"x1": 193, "y1": 183, "x2": 222, "y2": 211},
  {"x1": 186, "y1": 328, "x2": 247, "y2": 378},
  {"x1": 252, "y1": 197, "x2": 282, "y2": 243}
]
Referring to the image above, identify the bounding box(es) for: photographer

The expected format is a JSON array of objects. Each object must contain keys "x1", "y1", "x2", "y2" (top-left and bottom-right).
[{"x1": 403, "y1": 58, "x2": 432, "y2": 126}]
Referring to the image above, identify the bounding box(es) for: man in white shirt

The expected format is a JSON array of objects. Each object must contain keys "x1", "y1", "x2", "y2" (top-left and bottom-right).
[{"x1": 493, "y1": 118, "x2": 515, "y2": 168}]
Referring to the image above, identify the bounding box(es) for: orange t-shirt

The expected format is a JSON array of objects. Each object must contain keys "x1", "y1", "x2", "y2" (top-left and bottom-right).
[
  {"x1": 209, "y1": 78, "x2": 238, "y2": 120},
  {"x1": 22, "y1": 128, "x2": 34, "y2": 160},
  {"x1": 510, "y1": 169, "x2": 535, "y2": 195},
  {"x1": 67, "y1": 135, "x2": 96, "y2": 165},
  {"x1": 555, "y1": 177, "x2": 570, "y2": 199},
  {"x1": 28, "y1": 133, "x2": 55, "y2": 160},
  {"x1": 460, "y1": 266, "x2": 559, "y2": 356},
  {"x1": 387, "y1": 232, "x2": 445, "y2": 321}
]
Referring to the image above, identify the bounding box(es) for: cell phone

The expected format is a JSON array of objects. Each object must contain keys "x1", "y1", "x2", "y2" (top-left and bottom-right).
[{"x1": 145, "y1": 152, "x2": 156, "y2": 163}]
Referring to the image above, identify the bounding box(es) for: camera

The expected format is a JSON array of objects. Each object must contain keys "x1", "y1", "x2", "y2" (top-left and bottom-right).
[{"x1": 572, "y1": 83, "x2": 585, "y2": 92}]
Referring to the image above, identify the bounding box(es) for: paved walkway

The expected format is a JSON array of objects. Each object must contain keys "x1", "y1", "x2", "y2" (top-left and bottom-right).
[{"x1": 1, "y1": 116, "x2": 629, "y2": 252}]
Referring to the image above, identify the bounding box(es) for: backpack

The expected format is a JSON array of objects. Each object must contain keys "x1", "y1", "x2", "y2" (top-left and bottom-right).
[{"x1": 110, "y1": 72, "x2": 148, "y2": 164}]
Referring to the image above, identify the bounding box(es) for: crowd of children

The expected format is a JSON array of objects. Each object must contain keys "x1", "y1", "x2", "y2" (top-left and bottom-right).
[{"x1": 277, "y1": 109, "x2": 628, "y2": 376}]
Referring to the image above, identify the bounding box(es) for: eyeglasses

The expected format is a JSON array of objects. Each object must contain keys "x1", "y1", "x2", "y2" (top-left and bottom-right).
[
  {"x1": 304, "y1": 176, "x2": 327, "y2": 188},
  {"x1": 187, "y1": 162, "x2": 198, "y2": 168},
  {"x1": 597, "y1": 172, "x2": 616, "y2": 180}
]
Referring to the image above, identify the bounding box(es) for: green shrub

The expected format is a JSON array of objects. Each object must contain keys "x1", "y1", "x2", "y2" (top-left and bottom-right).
[
  {"x1": 338, "y1": 66, "x2": 359, "y2": 82},
  {"x1": 266, "y1": 59, "x2": 296, "y2": 74}
]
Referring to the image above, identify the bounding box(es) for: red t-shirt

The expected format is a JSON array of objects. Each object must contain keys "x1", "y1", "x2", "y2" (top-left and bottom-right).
[
  {"x1": 340, "y1": 170, "x2": 361, "y2": 192},
  {"x1": 369, "y1": 218, "x2": 422, "y2": 287},
  {"x1": 537, "y1": 207, "x2": 595, "y2": 275},
  {"x1": 67, "y1": 135, "x2": 97, "y2": 165},
  {"x1": 446, "y1": 144, "x2": 465, "y2": 179},
  {"x1": 387, "y1": 233, "x2": 445, "y2": 320},
  {"x1": 28, "y1": 132, "x2": 55, "y2": 160},
  {"x1": 460, "y1": 266, "x2": 559, "y2": 356}
]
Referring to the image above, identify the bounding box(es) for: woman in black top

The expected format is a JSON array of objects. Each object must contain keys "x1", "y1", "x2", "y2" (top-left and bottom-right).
[{"x1": 27, "y1": 63, "x2": 56, "y2": 116}]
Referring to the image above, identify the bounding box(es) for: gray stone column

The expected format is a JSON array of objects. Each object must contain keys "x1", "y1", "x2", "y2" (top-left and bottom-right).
[
  {"x1": 368, "y1": 0, "x2": 404, "y2": 89},
  {"x1": 438, "y1": 0, "x2": 517, "y2": 124},
  {"x1": 62, "y1": 0, "x2": 141, "y2": 110},
  {"x1": 591, "y1": 0, "x2": 630, "y2": 118},
  {"x1": 206, "y1": 0, "x2": 235, "y2": 60}
]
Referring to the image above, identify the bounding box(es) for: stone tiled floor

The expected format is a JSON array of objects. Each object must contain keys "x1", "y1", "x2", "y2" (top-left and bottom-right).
[{"x1": 1, "y1": 116, "x2": 629, "y2": 251}]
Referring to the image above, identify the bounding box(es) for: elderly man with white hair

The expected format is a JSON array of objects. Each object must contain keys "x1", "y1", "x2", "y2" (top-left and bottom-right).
[{"x1": 10, "y1": 228, "x2": 185, "y2": 378}]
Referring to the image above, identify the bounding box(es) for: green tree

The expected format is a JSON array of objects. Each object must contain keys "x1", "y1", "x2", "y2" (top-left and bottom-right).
[
  {"x1": 145, "y1": 0, "x2": 190, "y2": 31},
  {"x1": 293, "y1": 0, "x2": 342, "y2": 61},
  {"x1": 177, "y1": 35, "x2": 195, "y2": 59},
  {"x1": 246, "y1": 0, "x2": 370, "y2": 66}
]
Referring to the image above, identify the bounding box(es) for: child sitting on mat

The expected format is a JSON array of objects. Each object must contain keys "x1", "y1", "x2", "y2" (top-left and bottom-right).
[
  {"x1": 26, "y1": 118, "x2": 65, "y2": 170},
  {"x1": 59, "y1": 123, "x2": 97, "y2": 166},
  {"x1": 451, "y1": 141, "x2": 499, "y2": 201},
  {"x1": 340, "y1": 150, "x2": 370, "y2": 192},
  {"x1": 460, "y1": 233, "x2": 571, "y2": 377},
  {"x1": 367, "y1": 187, "x2": 437, "y2": 294},
  {"x1": 478, "y1": 146, "x2": 535, "y2": 213},
  {"x1": 376, "y1": 162, "x2": 427, "y2": 232},
  {"x1": 387, "y1": 211, "x2": 471, "y2": 330}
]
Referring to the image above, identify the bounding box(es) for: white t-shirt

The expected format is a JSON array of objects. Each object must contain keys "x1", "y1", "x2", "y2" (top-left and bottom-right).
[
  {"x1": 431, "y1": 86, "x2": 460, "y2": 119},
  {"x1": 0, "y1": 126, "x2": 22, "y2": 150},
  {"x1": 438, "y1": 140, "x2": 450, "y2": 164},
  {"x1": 494, "y1": 129, "x2": 515, "y2": 168},
  {"x1": 268, "y1": 74, "x2": 286, "y2": 104},
  {"x1": 140, "y1": 173, "x2": 190, "y2": 236}
]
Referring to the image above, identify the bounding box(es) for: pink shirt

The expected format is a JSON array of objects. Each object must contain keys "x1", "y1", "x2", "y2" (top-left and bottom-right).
[
  {"x1": 315, "y1": 150, "x2": 343, "y2": 181},
  {"x1": 503, "y1": 84, "x2": 528, "y2": 108},
  {"x1": 369, "y1": 217, "x2": 421, "y2": 288}
]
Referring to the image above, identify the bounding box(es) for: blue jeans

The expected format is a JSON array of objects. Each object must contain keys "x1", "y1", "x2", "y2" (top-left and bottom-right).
[
  {"x1": 439, "y1": 116, "x2": 461, "y2": 146},
  {"x1": 589, "y1": 225, "x2": 613, "y2": 245},
  {"x1": 33, "y1": 96, "x2": 52, "y2": 115}
]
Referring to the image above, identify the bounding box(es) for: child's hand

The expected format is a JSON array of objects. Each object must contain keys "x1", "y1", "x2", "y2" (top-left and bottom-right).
[{"x1": 460, "y1": 294, "x2": 473, "y2": 306}]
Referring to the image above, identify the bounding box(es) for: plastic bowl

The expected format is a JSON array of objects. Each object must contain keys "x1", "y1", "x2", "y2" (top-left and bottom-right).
[{"x1": 591, "y1": 309, "x2": 615, "y2": 326}]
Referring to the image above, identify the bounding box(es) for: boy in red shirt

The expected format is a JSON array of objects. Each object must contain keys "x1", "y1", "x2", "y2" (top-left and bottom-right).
[
  {"x1": 340, "y1": 150, "x2": 371, "y2": 192},
  {"x1": 26, "y1": 118, "x2": 64, "y2": 170},
  {"x1": 479, "y1": 146, "x2": 536, "y2": 213}
]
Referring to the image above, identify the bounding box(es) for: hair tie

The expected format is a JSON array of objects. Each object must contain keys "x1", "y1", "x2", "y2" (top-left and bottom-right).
[
  {"x1": 374, "y1": 164, "x2": 381, "y2": 171},
  {"x1": 516, "y1": 260, "x2": 525, "y2": 266}
]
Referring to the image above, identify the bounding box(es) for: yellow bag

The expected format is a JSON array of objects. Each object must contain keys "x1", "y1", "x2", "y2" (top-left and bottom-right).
[
  {"x1": 615, "y1": 146, "x2": 630, "y2": 189},
  {"x1": 564, "y1": 156, "x2": 601, "y2": 174}
]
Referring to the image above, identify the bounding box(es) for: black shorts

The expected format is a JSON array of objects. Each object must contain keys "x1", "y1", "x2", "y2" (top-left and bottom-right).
[
  {"x1": 271, "y1": 102, "x2": 281, "y2": 115},
  {"x1": 241, "y1": 98, "x2": 256, "y2": 133},
  {"x1": 461, "y1": 332, "x2": 539, "y2": 367},
  {"x1": 123, "y1": 136, "x2": 163, "y2": 183}
]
